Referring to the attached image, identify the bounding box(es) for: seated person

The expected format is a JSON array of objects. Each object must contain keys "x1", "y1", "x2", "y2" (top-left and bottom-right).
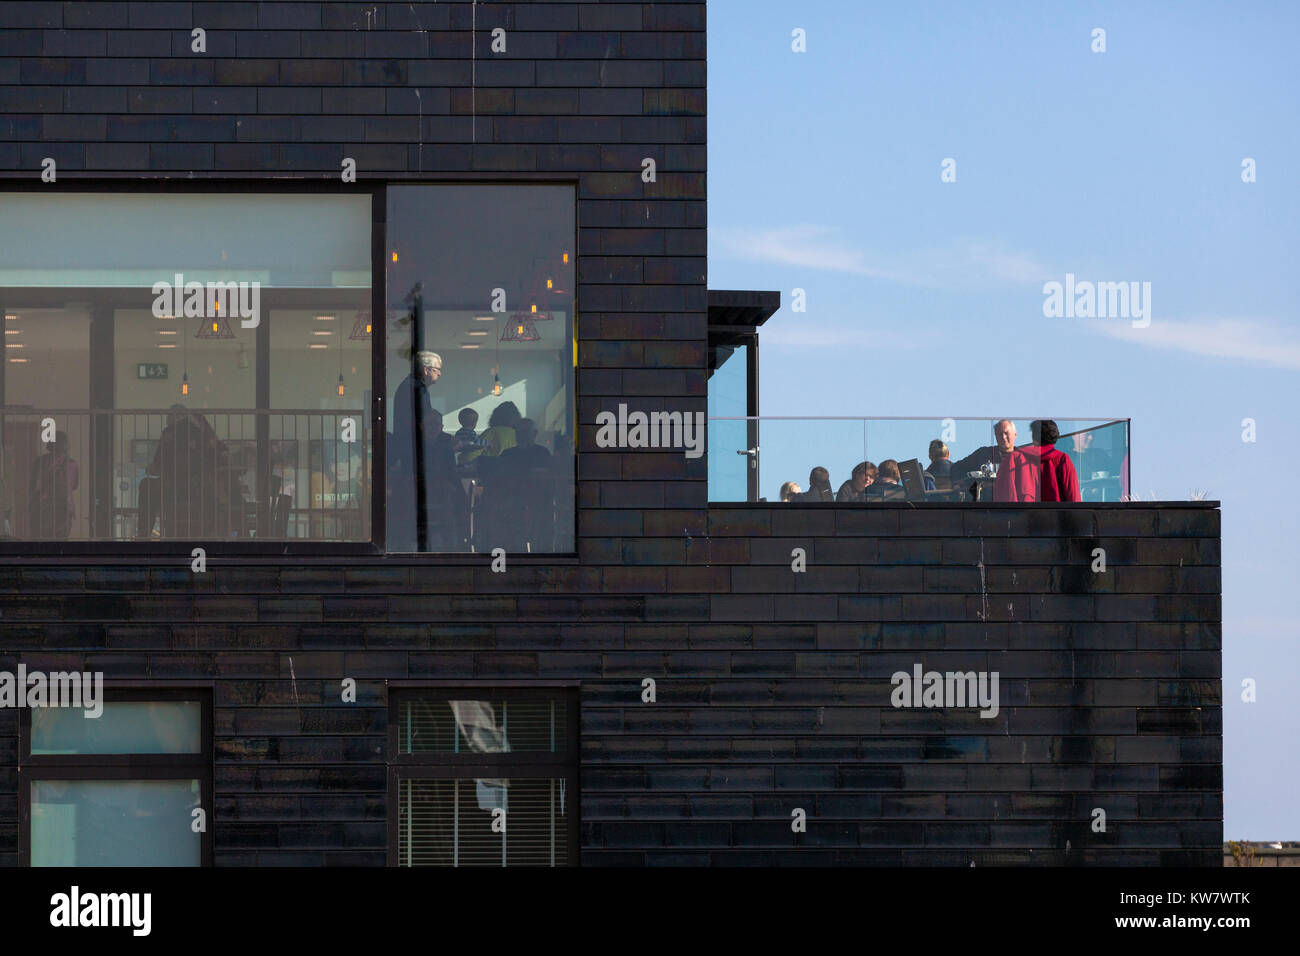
[
  {"x1": 498, "y1": 418, "x2": 551, "y2": 471},
  {"x1": 836, "y1": 461, "x2": 876, "y2": 502},
  {"x1": 927, "y1": 440, "x2": 953, "y2": 480},
  {"x1": 796, "y1": 466, "x2": 835, "y2": 502},
  {"x1": 481, "y1": 418, "x2": 555, "y2": 552},
  {"x1": 422, "y1": 408, "x2": 458, "y2": 473},
  {"x1": 462, "y1": 401, "x2": 520, "y2": 464},
  {"x1": 420, "y1": 409, "x2": 467, "y2": 548},
  {"x1": 779, "y1": 481, "x2": 802, "y2": 502},
  {"x1": 453, "y1": 407, "x2": 483, "y2": 462},
  {"x1": 1030, "y1": 420, "x2": 1080, "y2": 502},
  {"x1": 863, "y1": 459, "x2": 907, "y2": 500}
]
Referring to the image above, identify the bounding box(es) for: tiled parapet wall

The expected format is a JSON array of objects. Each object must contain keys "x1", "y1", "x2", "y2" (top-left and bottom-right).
[
  {"x1": 0, "y1": 503, "x2": 1221, "y2": 866},
  {"x1": 602, "y1": 502, "x2": 1221, "y2": 866}
]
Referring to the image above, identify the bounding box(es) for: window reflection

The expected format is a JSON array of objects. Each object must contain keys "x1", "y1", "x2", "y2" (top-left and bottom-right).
[
  {"x1": 31, "y1": 779, "x2": 202, "y2": 867},
  {"x1": 0, "y1": 193, "x2": 372, "y2": 542},
  {"x1": 385, "y1": 186, "x2": 576, "y2": 553}
]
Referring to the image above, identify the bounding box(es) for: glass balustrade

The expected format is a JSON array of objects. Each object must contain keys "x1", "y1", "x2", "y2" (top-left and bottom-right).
[{"x1": 707, "y1": 417, "x2": 1130, "y2": 503}]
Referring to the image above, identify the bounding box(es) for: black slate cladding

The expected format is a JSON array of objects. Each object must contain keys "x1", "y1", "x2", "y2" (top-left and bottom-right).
[{"x1": 0, "y1": 2, "x2": 1220, "y2": 866}]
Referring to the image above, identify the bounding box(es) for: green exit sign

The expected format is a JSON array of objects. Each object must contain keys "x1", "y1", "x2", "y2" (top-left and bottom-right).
[{"x1": 137, "y1": 363, "x2": 168, "y2": 380}]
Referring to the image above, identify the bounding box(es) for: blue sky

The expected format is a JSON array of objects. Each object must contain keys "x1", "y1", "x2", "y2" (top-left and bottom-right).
[{"x1": 707, "y1": 0, "x2": 1299, "y2": 839}]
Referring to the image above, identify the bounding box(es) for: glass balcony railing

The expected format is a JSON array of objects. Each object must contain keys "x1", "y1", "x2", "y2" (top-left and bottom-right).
[{"x1": 707, "y1": 417, "x2": 1130, "y2": 504}]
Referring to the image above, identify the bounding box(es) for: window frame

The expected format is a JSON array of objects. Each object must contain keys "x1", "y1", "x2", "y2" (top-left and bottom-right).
[
  {"x1": 386, "y1": 684, "x2": 580, "y2": 867},
  {"x1": 17, "y1": 684, "x2": 215, "y2": 867},
  {"x1": 0, "y1": 178, "x2": 579, "y2": 562}
]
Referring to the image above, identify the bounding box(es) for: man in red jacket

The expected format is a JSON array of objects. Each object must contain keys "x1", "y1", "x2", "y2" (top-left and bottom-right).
[
  {"x1": 1030, "y1": 420, "x2": 1081, "y2": 502},
  {"x1": 991, "y1": 419, "x2": 1039, "y2": 502}
]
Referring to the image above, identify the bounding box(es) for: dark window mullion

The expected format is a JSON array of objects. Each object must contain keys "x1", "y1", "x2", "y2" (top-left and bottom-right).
[
  {"x1": 255, "y1": 309, "x2": 271, "y2": 537},
  {"x1": 371, "y1": 186, "x2": 387, "y2": 553}
]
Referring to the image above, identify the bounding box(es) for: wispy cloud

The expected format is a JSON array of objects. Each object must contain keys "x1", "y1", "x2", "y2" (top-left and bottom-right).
[
  {"x1": 760, "y1": 323, "x2": 942, "y2": 349},
  {"x1": 715, "y1": 224, "x2": 1300, "y2": 371},
  {"x1": 710, "y1": 225, "x2": 917, "y2": 282},
  {"x1": 710, "y1": 225, "x2": 1054, "y2": 289},
  {"x1": 1084, "y1": 317, "x2": 1300, "y2": 371}
]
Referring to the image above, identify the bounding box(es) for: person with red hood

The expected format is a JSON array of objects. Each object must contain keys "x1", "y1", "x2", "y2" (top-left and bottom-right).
[
  {"x1": 1030, "y1": 420, "x2": 1081, "y2": 502},
  {"x1": 990, "y1": 419, "x2": 1039, "y2": 502}
]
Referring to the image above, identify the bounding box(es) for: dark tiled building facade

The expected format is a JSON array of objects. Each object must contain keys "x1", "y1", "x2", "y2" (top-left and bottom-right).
[{"x1": 0, "y1": 2, "x2": 1221, "y2": 866}]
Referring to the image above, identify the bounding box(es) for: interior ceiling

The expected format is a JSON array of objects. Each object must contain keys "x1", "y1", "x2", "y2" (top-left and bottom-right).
[{"x1": 2, "y1": 308, "x2": 568, "y2": 354}]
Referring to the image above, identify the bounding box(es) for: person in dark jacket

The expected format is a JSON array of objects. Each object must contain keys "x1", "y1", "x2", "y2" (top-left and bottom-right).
[
  {"x1": 30, "y1": 430, "x2": 79, "y2": 538},
  {"x1": 927, "y1": 439, "x2": 953, "y2": 479},
  {"x1": 391, "y1": 350, "x2": 442, "y2": 473},
  {"x1": 836, "y1": 461, "x2": 876, "y2": 502},
  {"x1": 952, "y1": 419, "x2": 1029, "y2": 475},
  {"x1": 499, "y1": 418, "x2": 551, "y2": 472},
  {"x1": 863, "y1": 459, "x2": 907, "y2": 500},
  {"x1": 1030, "y1": 420, "x2": 1081, "y2": 502},
  {"x1": 796, "y1": 466, "x2": 835, "y2": 502}
]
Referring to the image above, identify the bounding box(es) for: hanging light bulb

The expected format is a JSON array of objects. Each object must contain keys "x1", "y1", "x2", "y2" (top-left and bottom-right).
[
  {"x1": 337, "y1": 373, "x2": 345, "y2": 397},
  {"x1": 546, "y1": 278, "x2": 553, "y2": 289},
  {"x1": 562, "y1": 251, "x2": 569, "y2": 264},
  {"x1": 493, "y1": 373, "x2": 502, "y2": 396},
  {"x1": 181, "y1": 372, "x2": 189, "y2": 396}
]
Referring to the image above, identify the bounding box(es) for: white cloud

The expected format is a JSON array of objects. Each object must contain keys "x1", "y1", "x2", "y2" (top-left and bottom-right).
[
  {"x1": 710, "y1": 225, "x2": 1053, "y2": 289},
  {"x1": 760, "y1": 323, "x2": 941, "y2": 349},
  {"x1": 710, "y1": 225, "x2": 918, "y2": 282},
  {"x1": 713, "y1": 224, "x2": 1300, "y2": 371},
  {"x1": 1084, "y1": 317, "x2": 1300, "y2": 371}
]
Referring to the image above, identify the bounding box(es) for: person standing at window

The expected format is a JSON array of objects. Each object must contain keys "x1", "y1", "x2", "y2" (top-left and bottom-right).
[
  {"x1": 29, "y1": 430, "x2": 79, "y2": 539},
  {"x1": 388, "y1": 351, "x2": 442, "y2": 549},
  {"x1": 391, "y1": 351, "x2": 442, "y2": 473}
]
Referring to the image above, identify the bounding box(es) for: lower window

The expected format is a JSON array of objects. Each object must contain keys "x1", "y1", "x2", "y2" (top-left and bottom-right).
[
  {"x1": 19, "y1": 688, "x2": 213, "y2": 867},
  {"x1": 389, "y1": 687, "x2": 578, "y2": 867}
]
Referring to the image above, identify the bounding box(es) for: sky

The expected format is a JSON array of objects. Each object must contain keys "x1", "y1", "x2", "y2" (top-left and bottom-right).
[{"x1": 706, "y1": 0, "x2": 1299, "y2": 839}]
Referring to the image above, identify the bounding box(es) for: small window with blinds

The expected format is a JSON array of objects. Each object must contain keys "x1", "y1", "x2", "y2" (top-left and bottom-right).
[{"x1": 388, "y1": 688, "x2": 578, "y2": 867}]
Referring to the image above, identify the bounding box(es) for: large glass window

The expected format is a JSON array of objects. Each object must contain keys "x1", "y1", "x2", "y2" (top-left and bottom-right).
[
  {"x1": 390, "y1": 688, "x2": 577, "y2": 867},
  {"x1": 385, "y1": 186, "x2": 576, "y2": 553},
  {"x1": 21, "y1": 691, "x2": 211, "y2": 867},
  {"x1": 0, "y1": 192, "x2": 371, "y2": 542}
]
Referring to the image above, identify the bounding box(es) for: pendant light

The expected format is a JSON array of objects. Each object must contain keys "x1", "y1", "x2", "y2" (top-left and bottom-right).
[{"x1": 336, "y1": 322, "x2": 345, "y2": 396}]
